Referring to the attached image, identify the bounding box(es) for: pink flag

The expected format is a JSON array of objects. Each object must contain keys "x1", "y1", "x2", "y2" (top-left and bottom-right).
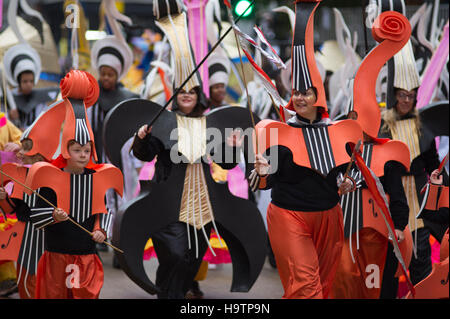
[
  {"x1": 417, "y1": 23, "x2": 449, "y2": 109},
  {"x1": 0, "y1": 151, "x2": 20, "y2": 165},
  {"x1": 185, "y1": 0, "x2": 210, "y2": 97},
  {"x1": 0, "y1": 0, "x2": 3, "y2": 29}
]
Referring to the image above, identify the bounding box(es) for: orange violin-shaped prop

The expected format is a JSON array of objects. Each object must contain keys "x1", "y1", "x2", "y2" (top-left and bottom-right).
[
  {"x1": 0, "y1": 220, "x2": 25, "y2": 262},
  {"x1": 0, "y1": 163, "x2": 27, "y2": 262},
  {"x1": 24, "y1": 162, "x2": 123, "y2": 216},
  {"x1": 23, "y1": 70, "x2": 100, "y2": 162},
  {"x1": 0, "y1": 163, "x2": 29, "y2": 206},
  {"x1": 351, "y1": 10, "x2": 415, "y2": 278},
  {"x1": 0, "y1": 163, "x2": 124, "y2": 253},
  {"x1": 255, "y1": 119, "x2": 363, "y2": 172},
  {"x1": 406, "y1": 228, "x2": 449, "y2": 298}
]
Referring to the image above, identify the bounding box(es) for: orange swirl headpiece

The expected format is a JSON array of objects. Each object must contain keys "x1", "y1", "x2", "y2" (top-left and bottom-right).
[{"x1": 22, "y1": 70, "x2": 100, "y2": 162}]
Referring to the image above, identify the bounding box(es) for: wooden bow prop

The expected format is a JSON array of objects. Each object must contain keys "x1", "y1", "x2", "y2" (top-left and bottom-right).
[
  {"x1": 437, "y1": 151, "x2": 449, "y2": 175},
  {"x1": 343, "y1": 139, "x2": 363, "y2": 180},
  {"x1": 146, "y1": 0, "x2": 256, "y2": 128},
  {"x1": 0, "y1": 169, "x2": 124, "y2": 254},
  {"x1": 336, "y1": 139, "x2": 362, "y2": 196}
]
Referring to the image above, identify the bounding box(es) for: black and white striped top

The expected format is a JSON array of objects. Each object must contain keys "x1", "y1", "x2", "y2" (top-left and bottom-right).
[
  {"x1": 29, "y1": 189, "x2": 55, "y2": 230},
  {"x1": 340, "y1": 143, "x2": 373, "y2": 238},
  {"x1": 302, "y1": 125, "x2": 337, "y2": 176},
  {"x1": 97, "y1": 208, "x2": 113, "y2": 236},
  {"x1": 70, "y1": 173, "x2": 93, "y2": 224},
  {"x1": 10, "y1": 191, "x2": 45, "y2": 297},
  {"x1": 29, "y1": 170, "x2": 111, "y2": 233}
]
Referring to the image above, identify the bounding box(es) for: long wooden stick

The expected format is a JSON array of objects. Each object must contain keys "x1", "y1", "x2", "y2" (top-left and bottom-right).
[{"x1": 0, "y1": 169, "x2": 123, "y2": 254}]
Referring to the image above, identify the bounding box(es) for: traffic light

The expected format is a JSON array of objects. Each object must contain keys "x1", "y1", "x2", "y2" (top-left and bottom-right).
[
  {"x1": 234, "y1": 0, "x2": 253, "y2": 17},
  {"x1": 232, "y1": 0, "x2": 255, "y2": 19}
]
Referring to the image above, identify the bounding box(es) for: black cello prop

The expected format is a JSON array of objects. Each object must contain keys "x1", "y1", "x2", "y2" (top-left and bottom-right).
[{"x1": 104, "y1": 100, "x2": 267, "y2": 296}]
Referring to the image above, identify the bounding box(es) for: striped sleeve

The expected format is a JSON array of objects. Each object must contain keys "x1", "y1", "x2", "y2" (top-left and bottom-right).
[
  {"x1": 94, "y1": 209, "x2": 113, "y2": 238},
  {"x1": 30, "y1": 207, "x2": 55, "y2": 230},
  {"x1": 28, "y1": 188, "x2": 57, "y2": 230}
]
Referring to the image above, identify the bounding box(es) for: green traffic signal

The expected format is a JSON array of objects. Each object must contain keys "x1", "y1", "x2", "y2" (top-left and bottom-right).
[{"x1": 234, "y1": 0, "x2": 253, "y2": 17}]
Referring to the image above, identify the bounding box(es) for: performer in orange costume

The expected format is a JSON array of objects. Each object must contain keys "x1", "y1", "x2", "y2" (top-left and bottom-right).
[
  {"x1": 17, "y1": 70, "x2": 123, "y2": 299},
  {"x1": 252, "y1": 0, "x2": 363, "y2": 299}
]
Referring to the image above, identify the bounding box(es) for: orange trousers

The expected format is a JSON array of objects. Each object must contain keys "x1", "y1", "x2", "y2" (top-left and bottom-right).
[
  {"x1": 36, "y1": 251, "x2": 104, "y2": 299},
  {"x1": 330, "y1": 228, "x2": 388, "y2": 299},
  {"x1": 267, "y1": 203, "x2": 344, "y2": 299},
  {"x1": 16, "y1": 265, "x2": 37, "y2": 299}
]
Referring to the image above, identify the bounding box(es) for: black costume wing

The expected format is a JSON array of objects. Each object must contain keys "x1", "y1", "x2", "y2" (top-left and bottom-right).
[
  {"x1": 419, "y1": 101, "x2": 449, "y2": 138},
  {"x1": 206, "y1": 105, "x2": 261, "y2": 177},
  {"x1": 102, "y1": 98, "x2": 175, "y2": 169}
]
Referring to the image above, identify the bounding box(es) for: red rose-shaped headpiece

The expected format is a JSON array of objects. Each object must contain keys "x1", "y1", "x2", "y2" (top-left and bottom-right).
[
  {"x1": 60, "y1": 70, "x2": 99, "y2": 108},
  {"x1": 372, "y1": 11, "x2": 410, "y2": 44}
]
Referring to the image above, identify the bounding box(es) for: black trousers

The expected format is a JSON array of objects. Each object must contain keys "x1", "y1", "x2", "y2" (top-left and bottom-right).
[
  {"x1": 409, "y1": 227, "x2": 432, "y2": 285},
  {"x1": 152, "y1": 222, "x2": 211, "y2": 299},
  {"x1": 380, "y1": 242, "x2": 399, "y2": 299},
  {"x1": 380, "y1": 227, "x2": 432, "y2": 298}
]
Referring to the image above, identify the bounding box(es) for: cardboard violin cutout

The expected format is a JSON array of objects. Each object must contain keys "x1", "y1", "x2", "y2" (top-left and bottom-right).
[
  {"x1": 103, "y1": 98, "x2": 266, "y2": 296},
  {"x1": 0, "y1": 221, "x2": 25, "y2": 262},
  {"x1": 406, "y1": 245, "x2": 448, "y2": 299},
  {"x1": 349, "y1": 10, "x2": 415, "y2": 278},
  {"x1": 0, "y1": 162, "x2": 45, "y2": 294},
  {"x1": 24, "y1": 162, "x2": 123, "y2": 217},
  {"x1": 0, "y1": 163, "x2": 28, "y2": 262},
  {"x1": 1, "y1": 163, "x2": 29, "y2": 201}
]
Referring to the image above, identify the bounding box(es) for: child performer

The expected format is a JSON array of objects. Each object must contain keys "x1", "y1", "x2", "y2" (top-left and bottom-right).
[{"x1": 19, "y1": 70, "x2": 123, "y2": 299}]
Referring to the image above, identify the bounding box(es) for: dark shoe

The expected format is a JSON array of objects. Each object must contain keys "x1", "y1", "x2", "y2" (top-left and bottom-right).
[
  {"x1": 185, "y1": 281, "x2": 204, "y2": 299},
  {"x1": 0, "y1": 280, "x2": 18, "y2": 297}
]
